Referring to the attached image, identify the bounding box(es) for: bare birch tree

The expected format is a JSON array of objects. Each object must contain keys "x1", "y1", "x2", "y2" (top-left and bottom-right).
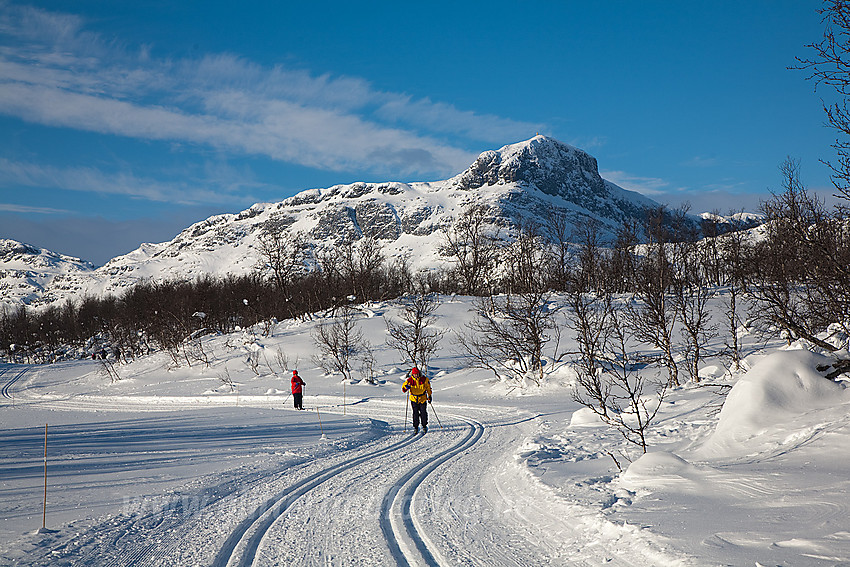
[
  {"x1": 312, "y1": 305, "x2": 365, "y2": 382},
  {"x1": 456, "y1": 291, "x2": 560, "y2": 386},
  {"x1": 440, "y1": 204, "x2": 499, "y2": 295},
  {"x1": 572, "y1": 308, "x2": 668, "y2": 453},
  {"x1": 385, "y1": 293, "x2": 444, "y2": 375}
]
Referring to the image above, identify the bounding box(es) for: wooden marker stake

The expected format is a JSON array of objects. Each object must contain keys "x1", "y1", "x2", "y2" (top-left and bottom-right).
[{"x1": 42, "y1": 424, "x2": 47, "y2": 530}]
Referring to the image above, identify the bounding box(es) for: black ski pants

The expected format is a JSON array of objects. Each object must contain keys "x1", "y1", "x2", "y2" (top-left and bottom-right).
[
  {"x1": 411, "y1": 401, "x2": 428, "y2": 429},
  {"x1": 293, "y1": 393, "x2": 303, "y2": 409}
]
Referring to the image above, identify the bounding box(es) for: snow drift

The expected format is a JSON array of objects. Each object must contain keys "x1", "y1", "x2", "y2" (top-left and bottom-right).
[{"x1": 697, "y1": 349, "x2": 850, "y2": 458}]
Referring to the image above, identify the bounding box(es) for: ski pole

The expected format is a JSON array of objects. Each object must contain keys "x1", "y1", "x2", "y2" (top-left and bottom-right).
[
  {"x1": 402, "y1": 370, "x2": 412, "y2": 432},
  {"x1": 429, "y1": 400, "x2": 443, "y2": 430}
]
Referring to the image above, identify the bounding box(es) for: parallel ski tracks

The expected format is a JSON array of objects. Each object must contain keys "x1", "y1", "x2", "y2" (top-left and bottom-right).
[
  {"x1": 10, "y1": 379, "x2": 487, "y2": 566},
  {"x1": 381, "y1": 416, "x2": 485, "y2": 567},
  {"x1": 0, "y1": 365, "x2": 27, "y2": 400},
  {"x1": 212, "y1": 429, "x2": 421, "y2": 567},
  {"x1": 214, "y1": 415, "x2": 484, "y2": 567}
]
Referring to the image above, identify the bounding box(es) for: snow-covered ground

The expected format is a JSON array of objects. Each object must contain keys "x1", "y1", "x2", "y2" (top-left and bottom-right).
[{"x1": 2, "y1": 295, "x2": 850, "y2": 566}]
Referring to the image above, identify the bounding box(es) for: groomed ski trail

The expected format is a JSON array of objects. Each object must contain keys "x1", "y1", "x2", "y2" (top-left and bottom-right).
[
  {"x1": 3, "y1": 381, "x2": 694, "y2": 566},
  {"x1": 215, "y1": 409, "x2": 487, "y2": 566},
  {"x1": 213, "y1": 426, "x2": 422, "y2": 567},
  {"x1": 380, "y1": 416, "x2": 484, "y2": 566}
]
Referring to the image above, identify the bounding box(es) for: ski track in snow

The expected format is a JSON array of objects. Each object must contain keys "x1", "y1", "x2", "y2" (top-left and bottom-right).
[
  {"x1": 216, "y1": 405, "x2": 686, "y2": 567},
  {"x1": 215, "y1": 428, "x2": 422, "y2": 567},
  {"x1": 1, "y1": 364, "x2": 29, "y2": 400},
  {"x1": 379, "y1": 415, "x2": 484, "y2": 567},
  {"x1": 0, "y1": 376, "x2": 692, "y2": 567}
]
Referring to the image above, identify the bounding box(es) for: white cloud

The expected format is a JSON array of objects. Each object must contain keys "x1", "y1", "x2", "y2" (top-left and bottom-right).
[
  {"x1": 0, "y1": 2, "x2": 85, "y2": 45},
  {"x1": 0, "y1": 4, "x2": 541, "y2": 178},
  {"x1": 0, "y1": 202, "x2": 70, "y2": 214},
  {"x1": 0, "y1": 158, "x2": 245, "y2": 205},
  {"x1": 601, "y1": 169, "x2": 672, "y2": 195},
  {"x1": 374, "y1": 95, "x2": 542, "y2": 143}
]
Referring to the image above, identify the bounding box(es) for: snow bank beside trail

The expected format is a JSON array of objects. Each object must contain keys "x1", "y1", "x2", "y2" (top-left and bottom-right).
[
  {"x1": 697, "y1": 349, "x2": 850, "y2": 458},
  {"x1": 619, "y1": 451, "x2": 711, "y2": 494},
  {"x1": 569, "y1": 407, "x2": 607, "y2": 427},
  {"x1": 622, "y1": 451, "x2": 698, "y2": 478}
]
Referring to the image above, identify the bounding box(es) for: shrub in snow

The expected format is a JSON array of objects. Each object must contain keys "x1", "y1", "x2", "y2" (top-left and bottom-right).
[
  {"x1": 241, "y1": 330, "x2": 263, "y2": 375},
  {"x1": 312, "y1": 305, "x2": 365, "y2": 382},
  {"x1": 572, "y1": 306, "x2": 668, "y2": 454},
  {"x1": 456, "y1": 292, "x2": 562, "y2": 386}
]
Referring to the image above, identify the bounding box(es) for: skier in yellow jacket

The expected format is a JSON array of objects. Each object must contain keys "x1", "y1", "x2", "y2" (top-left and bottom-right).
[{"x1": 402, "y1": 367, "x2": 432, "y2": 434}]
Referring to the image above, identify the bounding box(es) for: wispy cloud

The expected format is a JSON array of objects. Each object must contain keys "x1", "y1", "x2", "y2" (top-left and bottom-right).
[
  {"x1": 0, "y1": 202, "x2": 70, "y2": 214},
  {"x1": 681, "y1": 155, "x2": 719, "y2": 168},
  {"x1": 601, "y1": 169, "x2": 672, "y2": 196},
  {"x1": 567, "y1": 136, "x2": 607, "y2": 151},
  {"x1": 0, "y1": 158, "x2": 253, "y2": 205},
  {"x1": 0, "y1": 4, "x2": 542, "y2": 178},
  {"x1": 698, "y1": 180, "x2": 748, "y2": 193}
]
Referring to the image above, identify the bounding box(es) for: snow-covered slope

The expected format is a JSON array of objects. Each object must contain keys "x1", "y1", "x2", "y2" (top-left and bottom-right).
[
  {"x1": 3, "y1": 294, "x2": 850, "y2": 566},
  {"x1": 4, "y1": 136, "x2": 661, "y2": 306},
  {"x1": 0, "y1": 239, "x2": 95, "y2": 309}
]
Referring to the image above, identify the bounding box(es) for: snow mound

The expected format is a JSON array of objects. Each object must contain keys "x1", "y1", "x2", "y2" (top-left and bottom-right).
[
  {"x1": 698, "y1": 364, "x2": 726, "y2": 381},
  {"x1": 621, "y1": 451, "x2": 699, "y2": 479},
  {"x1": 698, "y1": 349, "x2": 850, "y2": 458},
  {"x1": 569, "y1": 407, "x2": 607, "y2": 427},
  {"x1": 619, "y1": 451, "x2": 709, "y2": 494}
]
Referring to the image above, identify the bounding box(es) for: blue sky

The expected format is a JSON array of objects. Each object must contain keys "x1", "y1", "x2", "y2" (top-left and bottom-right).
[{"x1": 0, "y1": 1, "x2": 839, "y2": 264}]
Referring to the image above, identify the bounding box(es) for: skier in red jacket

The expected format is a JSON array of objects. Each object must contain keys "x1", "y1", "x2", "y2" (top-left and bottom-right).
[{"x1": 291, "y1": 370, "x2": 305, "y2": 410}]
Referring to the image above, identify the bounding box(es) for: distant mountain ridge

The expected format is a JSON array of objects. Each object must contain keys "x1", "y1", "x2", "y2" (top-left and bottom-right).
[
  {"x1": 0, "y1": 239, "x2": 95, "y2": 307},
  {"x1": 2, "y1": 136, "x2": 667, "y2": 308}
]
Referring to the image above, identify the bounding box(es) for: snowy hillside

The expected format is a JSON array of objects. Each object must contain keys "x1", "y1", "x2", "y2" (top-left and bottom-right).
[
  {"x1": 0, "y1": 239, "x2": 95, "y2": 309},
  {"x1": 2, "y1": 136, "x2": 662, "y2": 307},
  {"x1": 1, "y1": 293, "x2": 849, "y2": 566}
]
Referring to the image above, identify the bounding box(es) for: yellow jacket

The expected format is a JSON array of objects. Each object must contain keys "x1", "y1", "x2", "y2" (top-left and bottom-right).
[{"x1": 402, "y1": 372, "x2": 432, "y2": 404}]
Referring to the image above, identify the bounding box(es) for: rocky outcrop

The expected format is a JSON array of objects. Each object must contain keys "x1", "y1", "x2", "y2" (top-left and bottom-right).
[{"x1": 0, "y1": 239, "x2": 95, "y2": 307}]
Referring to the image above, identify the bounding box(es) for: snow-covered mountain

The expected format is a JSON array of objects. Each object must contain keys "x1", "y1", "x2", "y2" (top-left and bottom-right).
[
  {"x1": 3, "y1": 136, "x2": 661, "y2": 307},
  {"x1": 0, "y1": 239, "x2": 95, "y2": 309},
  {"x1": 698, "y1": 211, "x2": 765, "y2": 231}
]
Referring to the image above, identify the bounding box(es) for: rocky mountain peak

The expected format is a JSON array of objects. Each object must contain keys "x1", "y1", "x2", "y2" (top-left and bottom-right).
[
  {"x1": 0, "y1": 239, "x2": 94, "y2": 271},
  {"x1": 0, "y1": 239, "x2": 95, "y2": 308},
  {"x1": 452, "y1": 135, "x2": 605, "y2": 198}
]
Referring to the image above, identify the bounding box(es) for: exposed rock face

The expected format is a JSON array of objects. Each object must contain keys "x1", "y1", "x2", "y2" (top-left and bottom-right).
[
  {"x1": 455, "y1": 150, "x2": 503, "y2": 189},
  {"x1": 2, "y1": 136, "x2": 668, "y2": 307},
  {"x1": 354, "y1": 201, "x2": 401, "y2": 240}
]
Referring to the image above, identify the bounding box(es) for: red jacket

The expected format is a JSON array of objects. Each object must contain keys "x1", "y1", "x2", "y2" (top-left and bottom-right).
[{"x1": 291, "y1": 373, "x2": 305, "y2": 394}]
